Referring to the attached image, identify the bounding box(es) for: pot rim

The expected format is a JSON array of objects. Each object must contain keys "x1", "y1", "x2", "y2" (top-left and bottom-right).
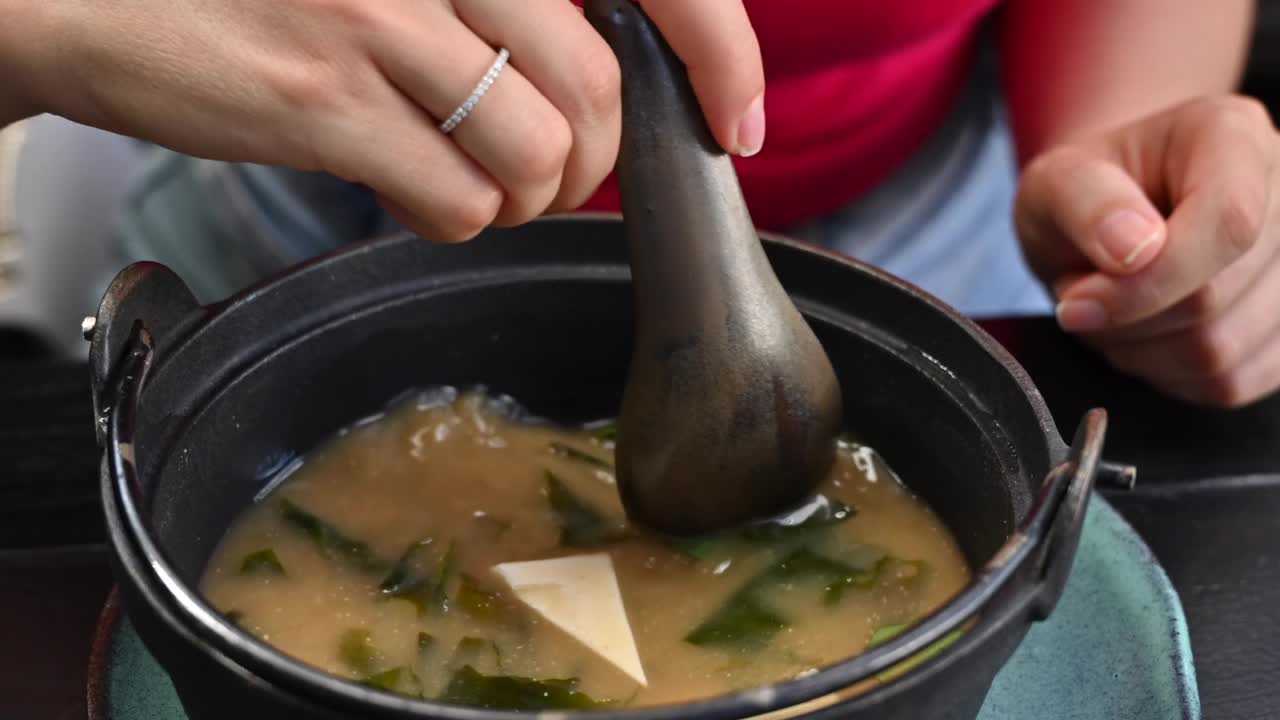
[{"x1": 100, "y1": 214, "x2": 1082, "y2": 719}]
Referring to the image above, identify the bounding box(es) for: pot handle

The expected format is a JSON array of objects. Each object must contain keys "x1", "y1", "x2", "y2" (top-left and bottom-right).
[
  {"x1": 1030, "y1": 408, "x2": 1137, "y2": 619},
  {"x1": 87, "y1": 262, "x2": 200, "y2": 446}
]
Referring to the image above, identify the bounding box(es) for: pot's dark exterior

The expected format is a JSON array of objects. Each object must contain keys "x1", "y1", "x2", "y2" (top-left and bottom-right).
[{"x1": 91, "y1": 216, "x2": 1120, "y2": 720}]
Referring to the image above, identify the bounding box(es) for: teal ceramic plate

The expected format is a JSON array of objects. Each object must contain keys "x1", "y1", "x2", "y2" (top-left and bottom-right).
[{"x1": 87, "y1": 495, "x2": 1200, "y2": 719}]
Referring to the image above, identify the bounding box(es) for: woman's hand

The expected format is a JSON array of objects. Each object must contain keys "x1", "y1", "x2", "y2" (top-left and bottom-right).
[
  {"x1": 4, "y1": 0, "x2": 764, "y2": 242},
  {"x1": 1016, "y1": 95, "x2": 1280, "y2": 407}
]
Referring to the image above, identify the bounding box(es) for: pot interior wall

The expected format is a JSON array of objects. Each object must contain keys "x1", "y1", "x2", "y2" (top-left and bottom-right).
[{"x1": 127, "y1": 230, "x2": 1052, "y2": 587}]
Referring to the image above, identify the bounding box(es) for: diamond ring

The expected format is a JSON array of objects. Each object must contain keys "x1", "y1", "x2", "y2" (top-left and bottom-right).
[{"x1": 439, "y1": 48, "x2": 511, "y2": 134}]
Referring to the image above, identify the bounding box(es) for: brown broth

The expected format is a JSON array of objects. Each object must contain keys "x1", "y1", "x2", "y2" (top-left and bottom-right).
[{"x1": 201, "y1": 389, "x2": 970, "y2": 710}]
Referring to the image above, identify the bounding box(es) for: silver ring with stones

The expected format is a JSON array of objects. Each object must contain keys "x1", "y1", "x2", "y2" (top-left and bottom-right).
[{"x1": 439, "y1": 48, "x2": 510, "y2": 134}]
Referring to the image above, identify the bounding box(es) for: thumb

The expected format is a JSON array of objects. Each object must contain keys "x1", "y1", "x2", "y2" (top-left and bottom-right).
[
  {"x1": 637, "y1": 0, "x2": 766, "y2": 157},
  {"x1": 1015, "y1": 146, "x2": 1168, "y2": 286}
]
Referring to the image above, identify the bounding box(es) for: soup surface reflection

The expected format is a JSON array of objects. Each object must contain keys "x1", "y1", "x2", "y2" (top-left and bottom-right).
[{"x1": 202, "y1": 389, "x2": 970, "y2": 710}]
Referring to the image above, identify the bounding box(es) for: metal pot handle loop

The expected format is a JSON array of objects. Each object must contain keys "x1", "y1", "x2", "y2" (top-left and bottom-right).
[
  {"x1": 1032, "y1": 408, "x2": 1137, "y2": 620},
  {"x1": 87, "y1": 262, "x2": 200, "y2": 446}
]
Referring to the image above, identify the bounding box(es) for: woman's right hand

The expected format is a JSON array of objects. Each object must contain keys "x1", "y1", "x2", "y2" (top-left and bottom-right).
[{"x1": 4, "y1": 0, "x2": 764, "y2": 241}]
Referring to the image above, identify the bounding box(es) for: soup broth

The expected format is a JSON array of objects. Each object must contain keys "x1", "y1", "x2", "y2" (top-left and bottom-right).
[{"x1": 202, "y1": 389, "x2": 970, "y2": 710}]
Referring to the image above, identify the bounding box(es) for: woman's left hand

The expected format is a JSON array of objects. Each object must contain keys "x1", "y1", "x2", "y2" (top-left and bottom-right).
[{"x1": 1015, "y1": 95, "x2": 1280, "y2": 408}]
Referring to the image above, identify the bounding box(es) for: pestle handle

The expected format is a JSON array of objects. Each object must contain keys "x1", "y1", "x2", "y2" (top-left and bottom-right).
[
  {"x1": 584, "y1": 0, "x2": 769, "y2": 331},
  {"x1": 586, "y1": 0, "x2": 843, "y2": 535}
]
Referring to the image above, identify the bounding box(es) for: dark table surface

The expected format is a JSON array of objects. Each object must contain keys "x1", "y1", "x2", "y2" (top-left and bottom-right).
[{"x1": 3, "y1": 316, "x2": 1279, "y2": 720}]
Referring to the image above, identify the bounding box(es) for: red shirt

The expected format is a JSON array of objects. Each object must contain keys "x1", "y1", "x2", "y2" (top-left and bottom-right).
[{"x1": 579, "y1": 0, "x2": 1002, "y2": 230}]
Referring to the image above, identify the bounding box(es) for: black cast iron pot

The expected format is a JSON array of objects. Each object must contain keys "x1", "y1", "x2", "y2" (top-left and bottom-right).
[{"x1": 90, "y1": 215, "x2": 1131, "y2": 720}]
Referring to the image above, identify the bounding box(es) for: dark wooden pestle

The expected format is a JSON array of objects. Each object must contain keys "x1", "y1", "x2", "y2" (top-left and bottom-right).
[{"x1": 585, "y1": 0, "x2": 843, "y2": 536}]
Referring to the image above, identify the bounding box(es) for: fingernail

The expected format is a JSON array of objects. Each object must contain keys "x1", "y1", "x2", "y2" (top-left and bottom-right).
[
  {"x1": 1055, "y1": 299, "x2": 1110, "y2": 332},
  {"x1": 736, "y1": 94, "x2": 765, "y2": 157},
  {"x1": 1098, "y1": 209, "x2": 1162, "y2": 267}
]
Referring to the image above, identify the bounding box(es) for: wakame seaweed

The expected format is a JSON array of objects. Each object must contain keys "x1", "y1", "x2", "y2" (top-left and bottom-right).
[
  {"x1": 360, "y1": 666, "x2": 423, "y2": 696},
  {"x1": 589, "y1": 422, "x2": 617, "y2": 441},
  {"x1": 763, "y1": 547, "x2": 866, "y2": 604},
  {"x1": 685, "y1": 546, "x2": 890, "y2": 647},
  {"x1": 417, "y1": 632, "x2": 436, "y2": 654},
  {"x1": 380, "y1": 539, "x2": 436, "y2": 595},
  {"x1": 684, "y1": 590, "x2": 789, "y2": 648},
  {"x1": 437, "y1": 665, "x2": 604, "y2": 710},
  {"x1": 456, "y1": 573, "x2": 504, "y2": 619},
  {"x1": 379, "y1": 538, "x2": 456, "y2": 615},
  {"x1": 448, "y1": 637, "x2": 502, "y2": 672},
  {"x1": 549, "y1": 442, "x2": 614, "y2": 470},
  {"x1": 544, "y1": 470, "x2": 628, "y2": 547},
  {"x1": 280, "y1": 499, "x2": 384, "y2": 572},
  {"x1": 239, "y1": 548, "x2": 286, "y2": 577},
  {"x1": 339, "y1": 628, "x2": 382, "y2": 673},
  {"x1": 434, "y1": 541, "x2": 457, "y2": 611},
  {"x1": 823, "y1": 555, "x2": 890, "y2": 605},
  {"x1": 668, "y1": 535, "x2": 727, "y2": 560}
]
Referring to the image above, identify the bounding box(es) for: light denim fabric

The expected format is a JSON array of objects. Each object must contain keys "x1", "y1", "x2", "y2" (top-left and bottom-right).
[
  {"x1": 104, "y1": 157, "x2": 388, "y2": 304},
  {"x1": 104, "y1": 43, "x2": 1052, "y2": 317},
  {"x1": 785, "y1": 48, "x2": 1051, "y2": 318}
]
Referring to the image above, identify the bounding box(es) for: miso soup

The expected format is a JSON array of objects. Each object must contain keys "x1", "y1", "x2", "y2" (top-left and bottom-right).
[{"x1": 201, "y1": 389, "x2": 971, "y2": 710}]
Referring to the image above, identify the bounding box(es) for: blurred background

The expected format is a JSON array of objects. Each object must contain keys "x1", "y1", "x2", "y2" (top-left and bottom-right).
[{"x1": 2, "y1": 3, "x2": 1279, "y2": 363}]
